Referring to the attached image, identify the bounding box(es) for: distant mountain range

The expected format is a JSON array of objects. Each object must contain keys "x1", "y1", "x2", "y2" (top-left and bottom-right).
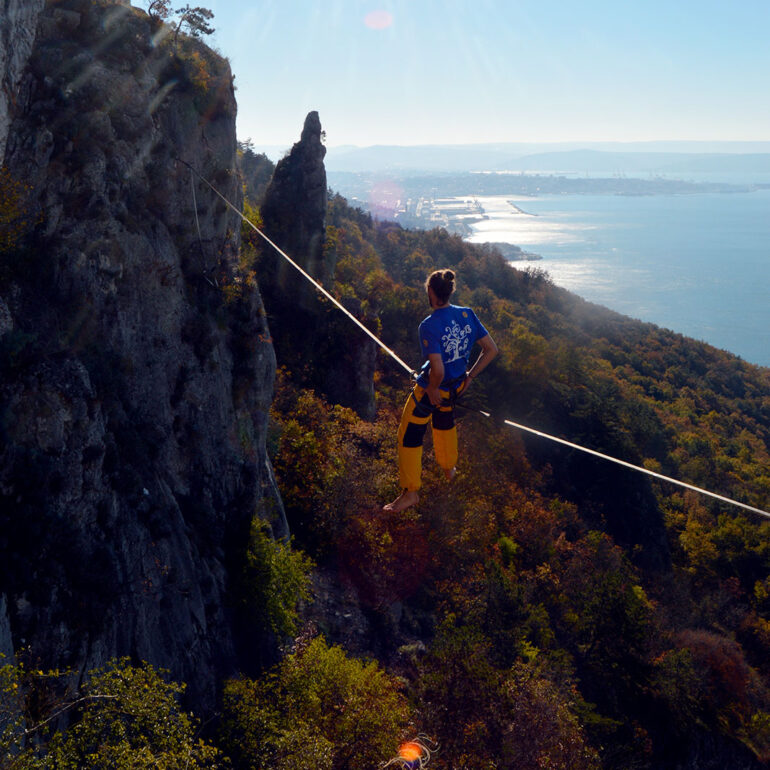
[{"x1": 303, "y1": 141, "x2": 770, "y2": 175}]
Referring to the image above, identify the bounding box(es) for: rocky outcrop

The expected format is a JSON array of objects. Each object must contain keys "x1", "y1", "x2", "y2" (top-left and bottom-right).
[
  {"x1": 0, "y1": 0, "x2": 285, "y2": 711},
  {"x1": 259, "y1": 111, "x2": 377, "y2": 418},
  {"x1": 261, "y1": 110, "x2": 329, "y2": 300}
]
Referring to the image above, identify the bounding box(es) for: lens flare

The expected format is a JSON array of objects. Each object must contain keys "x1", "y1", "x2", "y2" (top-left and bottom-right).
[
  {"x1": 368, "y1": 179, "x2": 403, "y2": 220},
  {"x1": 384, "y1": 736, "x2": 435, "y2": 767},
  {"x1": 398, "y1": 742, "x2": 423, "y2": 761},
  {"x1": 364, "y1": 10, "x2": 393, "y2": 30}
]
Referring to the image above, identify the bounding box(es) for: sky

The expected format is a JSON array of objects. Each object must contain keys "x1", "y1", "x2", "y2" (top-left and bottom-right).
[{"x1": 138, "y1": 1, "x2": 770, "y2": 153}]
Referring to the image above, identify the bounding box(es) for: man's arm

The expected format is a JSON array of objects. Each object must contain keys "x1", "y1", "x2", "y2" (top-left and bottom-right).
[
  {"x1": 465, "y1": 334, "x2": 499, "y2": 386},
  {"x1": 425, "y1": 352, "x2": 444, "y2": 406}
]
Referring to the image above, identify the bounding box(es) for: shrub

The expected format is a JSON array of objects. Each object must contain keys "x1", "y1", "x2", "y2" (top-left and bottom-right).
[
  {"x1": 0, "y1": 658, "x2": 223, "y2": 768},
  {"x1": 242, "y1": 519, "x2": 314, "y2": 638},
  {"x1": 220, "y1": 636, "x2": 411, "y2": 770}
]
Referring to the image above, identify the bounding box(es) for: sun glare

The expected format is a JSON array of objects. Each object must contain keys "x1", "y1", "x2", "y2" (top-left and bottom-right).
[{"x1": 364, "y1": 9, "x2": 394, "y2": 30}]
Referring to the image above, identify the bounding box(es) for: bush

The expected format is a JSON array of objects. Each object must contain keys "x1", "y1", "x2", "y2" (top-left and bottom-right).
[
  {"x1": 0, "y1": 658, "x2": 224, "y2": 768},
  {"x1": 416, "y1": 621, "x2": 599, "y2": 769},
  {"x1": 220, "y1": 635, "x2": 411, "y2": 770},
  {"x1": 242, "y1": 518, "x2": 313, "y2": 638}
]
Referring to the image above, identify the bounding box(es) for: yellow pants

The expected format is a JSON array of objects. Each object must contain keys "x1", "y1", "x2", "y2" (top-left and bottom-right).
[{"x1": 396, "y1": 381, "x2": 466, "y2": 491}]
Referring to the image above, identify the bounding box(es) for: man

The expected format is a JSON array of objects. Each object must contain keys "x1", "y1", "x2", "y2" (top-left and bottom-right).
[{"x1": 383, "y1": 269, "x2": 498, "y2": 513}]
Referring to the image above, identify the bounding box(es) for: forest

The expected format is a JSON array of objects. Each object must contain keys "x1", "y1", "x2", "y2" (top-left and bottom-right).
[
  {"x1": 221, "y1": 151, "x2": 770, "y2": 767},
  {"x1": 2, "y1": 142, "x2": 770, "y2": 769}
]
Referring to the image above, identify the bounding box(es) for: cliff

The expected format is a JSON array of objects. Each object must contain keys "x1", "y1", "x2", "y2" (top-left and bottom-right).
[
  {"x1": 0, "y1": 0, "x2": 285, "y2": 710},
  {"x1": 261, "y1": 110, "x2": 330, "y2": 301},
  {"x1": 0, "y1": 0, "x2": 45, "y2": 161}
]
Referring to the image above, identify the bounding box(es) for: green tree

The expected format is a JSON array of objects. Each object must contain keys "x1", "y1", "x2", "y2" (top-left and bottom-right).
[
  {"x1": 0, "y1": 658, "x2": 223, "y2": 768},
  {"x1": 47, "y1": 660, "x2": 223, "y2": 769},
  {"x1": 241, "y1": 519, "x2": 314, "y2": 638},
  {"x1": 173, "y1": 5, "x2": 215, "y2": 46},
  {"x1": 220, "y1": 636, "x2": 410, "y2": 770}
]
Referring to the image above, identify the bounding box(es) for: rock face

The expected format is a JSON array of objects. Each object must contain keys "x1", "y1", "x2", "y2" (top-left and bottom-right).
[
  {"x1": 0, "y1": 0, "x2": 45, "y2": 159},
  {"x1": 261, "y1": 111, "x2": 329, "y2": 302},
  {"x1": 259, "y1": 112, "x2": 377, "y2": 418},
  {"x1": 0, "y1": 0, "x2": 285, "y2": 710}
]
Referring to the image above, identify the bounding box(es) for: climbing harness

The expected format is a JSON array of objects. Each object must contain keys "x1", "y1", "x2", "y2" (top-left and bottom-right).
[
  {"x1": 409, "y1": 373, "x2": 467, "y2": 414},
  {"x1": 178, "y1": 159, "x2": 770, "y2": 522}
]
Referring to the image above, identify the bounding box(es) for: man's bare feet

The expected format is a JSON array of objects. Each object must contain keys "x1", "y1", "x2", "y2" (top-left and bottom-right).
[
  {"x1": 382, "y1": 489, "x2": 419, "y2": 512},
  {"x1": 444, "y1": 466, "x2": 457, "y2": 481}
]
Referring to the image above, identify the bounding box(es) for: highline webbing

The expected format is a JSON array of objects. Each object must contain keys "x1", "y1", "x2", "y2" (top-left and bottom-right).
[{"x1": 179, "y1": 159, "x2": 770, "y2": 522}]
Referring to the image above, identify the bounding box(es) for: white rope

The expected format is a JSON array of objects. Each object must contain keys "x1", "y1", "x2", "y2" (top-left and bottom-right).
[
  {"x1": 180, "y1": 159, "x2": 415, "y2": 377},
  {"x1": 190, "y1": 166, "x2": 202, "y2": 244},
  {"x1": 179, "y1": 159, "x2": 770, "y2": 522},
  {"x1": 482, "y1": 411, "x2": 769, "y2": 520}
]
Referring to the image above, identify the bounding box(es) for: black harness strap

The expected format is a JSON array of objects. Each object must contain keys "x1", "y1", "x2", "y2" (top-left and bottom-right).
[{"x1": 411, "y1": 373, "x2": 468, "y2": 413}]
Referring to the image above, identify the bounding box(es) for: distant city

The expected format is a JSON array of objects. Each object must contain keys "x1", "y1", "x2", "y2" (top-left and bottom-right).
[{"x1": 326, "y1": 168, "x2": 766, "y2": 243}]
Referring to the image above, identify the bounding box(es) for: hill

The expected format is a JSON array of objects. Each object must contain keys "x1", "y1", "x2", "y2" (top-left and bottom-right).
[
  {"x1": 246, "y1": 162, "x2": 770, "y2": 766},
  {"x1": 322, "y1": 140, "x2": 770, "y2": 175},
  {"x1": 1, "y1": 2, "x2": 769, "y2": 767}
]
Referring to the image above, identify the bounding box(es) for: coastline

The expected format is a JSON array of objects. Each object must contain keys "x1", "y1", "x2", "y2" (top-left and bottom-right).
[
  {"x1": 483, "y1": 241, "x2": 542, "y2": 261},
  {"x1": 507, "y1": 200, "x2": 538, "y2": 217},
  {"x1": 460, "y1": 189, "x2": 770, "y2": 368}
]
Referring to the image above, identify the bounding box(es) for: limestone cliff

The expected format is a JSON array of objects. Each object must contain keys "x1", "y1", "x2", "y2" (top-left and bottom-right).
[
  {"x1": 259, "y1": 112, "x2": 377, "y2": 418},
  {"x1": 0, "y1": 0, "x2": 285, "y2": 710},
  {"x1": 0, "y1": 0, "x2": 45, "y2": 160},
  {"x1": 261, "y1": 111, "x2": 329, "y2": 302}
]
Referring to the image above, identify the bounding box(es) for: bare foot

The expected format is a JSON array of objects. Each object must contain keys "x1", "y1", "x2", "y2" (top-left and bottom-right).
[
  {"x1": 444, "y1": 466, "x2": 457, "y2": 481},
  {"x1": 382, "y1": 490, "x2": 419, "y2": 512}
]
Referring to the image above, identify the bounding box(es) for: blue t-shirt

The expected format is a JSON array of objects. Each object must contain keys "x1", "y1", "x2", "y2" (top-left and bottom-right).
[{"x1": 416, "y1": 305, "x2": 489, "y2": 388}]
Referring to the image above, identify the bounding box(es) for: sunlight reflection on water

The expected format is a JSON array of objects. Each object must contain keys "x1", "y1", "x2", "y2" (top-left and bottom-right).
[
  {"x1": 457, "y1": 192, "x2": 770, "y2": 366},
  {"x1": 466, "y1": 196, "x2": 591, "y2": 247}
]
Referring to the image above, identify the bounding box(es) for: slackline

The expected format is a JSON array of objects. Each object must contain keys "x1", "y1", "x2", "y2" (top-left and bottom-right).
[{"x1": 178, "y1": 158, "x2": 770, "y2": 522}]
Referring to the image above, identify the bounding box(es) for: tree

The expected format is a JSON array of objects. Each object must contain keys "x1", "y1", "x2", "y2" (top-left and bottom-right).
[
  {"x1": 146, "y1": 0, "x2": 171, "y2": 20},
  {"x1": 220, "y1": 636, "x2": 411, "y2": 770},
  {"x1": 0, "y1": 658, "x2": 223, "y2": 768},
  {"x1": 240, "y1": 518, "x2": 314, "y2": 638},
  {"x1": 173, "y1": 5, "x2": 215, "y2": 46}
]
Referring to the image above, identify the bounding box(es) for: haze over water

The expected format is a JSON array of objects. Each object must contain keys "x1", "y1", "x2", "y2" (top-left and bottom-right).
[{"x1": 466, "y1": 184, "x2": 770, "y2": 367}]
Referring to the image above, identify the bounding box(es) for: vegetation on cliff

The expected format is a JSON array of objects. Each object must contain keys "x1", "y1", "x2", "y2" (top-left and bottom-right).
[
  {"x1": 2, "y1": 3, "x2": 769, "y2": 766},
  {"x1": 252, "y1": 191, "x2": 770, "y2": 768}
]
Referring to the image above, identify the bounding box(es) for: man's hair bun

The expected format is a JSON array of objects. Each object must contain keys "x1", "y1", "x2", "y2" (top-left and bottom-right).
[{"x1": 426, "y1": 269, "x2": 456, "y2": 303}]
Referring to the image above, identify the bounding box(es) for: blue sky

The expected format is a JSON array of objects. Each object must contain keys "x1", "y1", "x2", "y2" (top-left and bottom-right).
[{"x1": 139, "y1": 1, "x2": 770, "y2": 152}]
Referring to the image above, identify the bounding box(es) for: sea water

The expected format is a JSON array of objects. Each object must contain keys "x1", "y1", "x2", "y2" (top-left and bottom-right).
[{"x1": 466, "y1": 187, "x2": 770, "y2": 367}]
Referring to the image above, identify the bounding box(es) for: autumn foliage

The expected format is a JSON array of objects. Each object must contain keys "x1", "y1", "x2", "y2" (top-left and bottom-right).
[{"x1": 258, "y1": 191, "x2": 770, "y2": 768}]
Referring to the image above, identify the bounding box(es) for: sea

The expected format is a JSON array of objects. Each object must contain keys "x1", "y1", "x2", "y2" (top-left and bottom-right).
[{"x1": 463, "y1": 176, "x2": 770, "y2": 368}]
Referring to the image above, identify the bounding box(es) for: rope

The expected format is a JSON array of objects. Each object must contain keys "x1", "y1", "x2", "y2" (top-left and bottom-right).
[
  {"x1": 178, "y1": 158, "x2": 415, "y2": 377},
  {"x1": 190, "y1": 167, "x2": 217, "y2": 287},
  {"x1": 457, "y1": 404, "x2": 770, "y2": 520},
  {"x1": 177, "y1": 158, "x2": 770, "y2": 522},
  {"x1": 190, "y1": 166, "x2": 203, "y2": 246}
]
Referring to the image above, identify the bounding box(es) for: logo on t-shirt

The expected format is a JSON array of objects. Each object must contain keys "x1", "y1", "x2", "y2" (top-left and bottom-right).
[{"x1": 442, "y1": 320, "x2": 473, "y2": 362}]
